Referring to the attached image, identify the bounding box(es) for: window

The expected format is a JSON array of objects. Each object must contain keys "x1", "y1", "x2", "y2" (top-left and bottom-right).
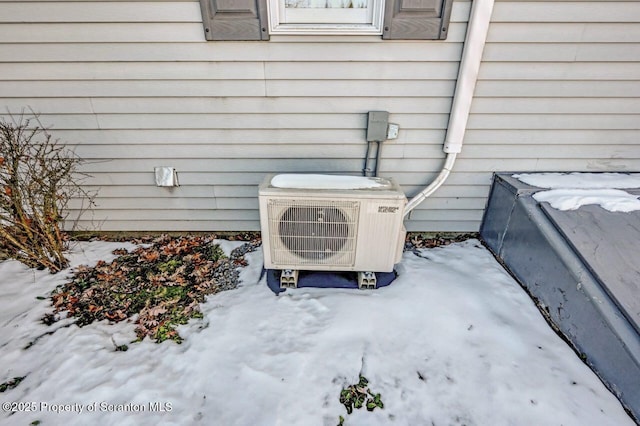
[
  {"x1": 199, "y1": 0, "x2": 453, "y2": 41},
  {"x1": 268, "y1": 0, "x2": 385, "y2": 35}
]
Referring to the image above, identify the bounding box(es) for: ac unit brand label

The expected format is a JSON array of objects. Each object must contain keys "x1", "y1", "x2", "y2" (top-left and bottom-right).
[{"x1": 378, "y1": 206, "x2": 400, "y2": 214}]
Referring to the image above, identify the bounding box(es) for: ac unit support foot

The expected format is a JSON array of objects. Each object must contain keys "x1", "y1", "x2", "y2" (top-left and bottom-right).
[
  {"x1": 280, "y1": 269, "x2": 299, "y2": 289},
  {"x1": 358, "y1": 271, "x2": 377, "y2": 289}
]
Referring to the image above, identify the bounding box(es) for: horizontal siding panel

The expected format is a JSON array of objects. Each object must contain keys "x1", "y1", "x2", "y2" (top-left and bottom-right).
[
  {"x1": 0, "y1": 2, "x2": 202, "y2": 23},
  {"x1": 71, "y1": 220, "x2": 259, "y2": 232},
  {"x1": 264, "y1": 61, "x2": 460, "y2": 80},
  {"x1": 465, "y1": 129, "x2": 640, "y2": 145},
  {"x1": 78, "y1": 198, "x2": 484, "y2": 217},
  {"x1": 459, "y1": 145, "x2": 640, "y2": 159},
  {"x1": 214, "y1": 198, "x2": 257, "y2": 210},
  {"x1": 70, "y1": 210, "x2": 259, "y2": 222},
  {"x1": 21, "y1": 113, "x2": 367, "y2": 130},
  {"x1": 467, "y1": 114, "x2": 640, "y2": 129},
  {"x1": 395, "y1": 197, "x2": 486, "y2": 210},
  {"x1": 72, "y1": 144, "x2": 362, "y2": 159},
  {"x1": 85, "y1": 184, "x2": 484, "y2": 199},
  {"x1": 405, "y1": 221, "x2": 479, "y2": 232},
  {"x1": 483, "y1": 43, "x2": 640, "y2": 62},
  {"x1": 72, "y1": 198, "x2": 217, "y2": 210},
  {"x1": 0, "y1": 81, "x2": 265, "y2": 97},
  {"x1": 409, "y1": 209, "x2": 484, "y2": 221},
  {"x1": 475, "y1": 159, "x2": 640, "y2": 171},
  {"x1": 0, "y1": 61, "x2": 457, "y2": 81},
  {"x1": 72, "y1": 143, "x2": 446, "y2": 159},
  {"x1": 397, "y1": 172, "x2": 495, "y2": 187},
  {"x1": 82, "y1": 172, "x2": 271, "y2": 186},
  {"x1": 3, "y1": 113, "x2": 448, "y2": 130},
  {"x1": 1, "y1": 80, "x2": 456, "y2": 98},
  {"x1": 0, "y1": 23, "x2": 204, "y2": 42},
  {"x1": 0, "y1": 62, "x2": 265, "y2": 80},
  {"x1": 45, "y1": 128, "x2": 640, "y2": 146},
  {"x1": 471, "y1": 98, "x2": 640, "y2": 114},
  {"x1": 74, "y1": 158, "x2": 640, "y2": 175},
  {"x1": 71, "y1": 142, "x2": 634, "y2": 161},
  {"x1": 488, "y1": 23, "x2": 640, "y2": 43},
  {"x1": 79, "y1": 171, "x2": 494, "y2": 187},
  {"x1": 3, "y1": 97, "x2": 452, "y2": 115},
  {"x1": 382, "y1": 158, "x2": 640, "y2": 172},
  {"x1": 491, "y1": 2, "x2": 640, "y2": 22},
  {"x1": 0, "y1": 43, "x2": 463, "y2": 62},
  {"x1": 78, "y1": 159, "x2": 363, "y2": 173},
  {"x1": 401, "y1": 185, "x2": 490, "y2": 199},
  {"x1": 46, "y1": 129, "x2": 449, "y2": 145},
  {"x1": 84, "y1": 185, "x2": 217, "y2": 198},
  {"x1": 266, "y1": 81, "x2": 457, "y2": 97},
  {"x1": 475, "y1": 81, "x2": 640, "y2": 97},
  {"x1": 479, "y1": 62, "x2": 640, "y2": 80},
  {"x1": 3, "y1": 98, "x2": 94, "y2": 113},
  {"x1": 84, "y1": 182, "x2": 491, "y2": 201}
]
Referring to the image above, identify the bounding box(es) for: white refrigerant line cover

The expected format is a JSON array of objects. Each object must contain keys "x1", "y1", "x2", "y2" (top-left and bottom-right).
[{"x1": 405, "y1": 0, "x2": 495, "y2": 216}]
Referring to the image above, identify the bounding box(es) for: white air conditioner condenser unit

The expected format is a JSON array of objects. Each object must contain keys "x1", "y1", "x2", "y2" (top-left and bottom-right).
[{"x1": 259, "y1": 174, "x2": 407, "y2": 276}]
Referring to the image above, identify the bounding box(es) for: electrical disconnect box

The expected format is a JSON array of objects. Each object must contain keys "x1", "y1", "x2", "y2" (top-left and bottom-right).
[
  {"x1": 366, "y1": 111, "x2": 389, "y2": 142},
  {"x1": 367, "y1": 111, "x2": 399, "y2": 141}
]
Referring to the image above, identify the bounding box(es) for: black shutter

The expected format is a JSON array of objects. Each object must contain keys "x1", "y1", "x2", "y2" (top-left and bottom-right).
[
  {"x1": 383, "y1": 0, "x2": 454, "y2": 40},
  {"x1": 199, "y1": 0, "x2": 269, "y2": 41}
]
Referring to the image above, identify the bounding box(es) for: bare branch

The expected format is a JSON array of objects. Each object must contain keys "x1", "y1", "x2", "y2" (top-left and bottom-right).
[{"x1": 0, "y1": 111, "x2": 97, "y2": 272}]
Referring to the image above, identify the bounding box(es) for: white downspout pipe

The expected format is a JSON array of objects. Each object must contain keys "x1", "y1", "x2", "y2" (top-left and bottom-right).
[{"x1": 404, "y1": 0, "x2": 495, "y2": 216}]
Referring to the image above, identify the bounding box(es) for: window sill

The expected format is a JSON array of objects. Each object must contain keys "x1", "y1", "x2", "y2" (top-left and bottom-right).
[{"x1": 268, "y1": 34, "x2": 385, "y2": 42}]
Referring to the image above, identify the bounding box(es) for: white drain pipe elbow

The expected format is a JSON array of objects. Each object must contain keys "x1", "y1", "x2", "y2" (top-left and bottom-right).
[
  {"x1": 405, "y1": 152, "x2": 457, "y2": 214},
  {"x1": 404, "y1": 0, "x2": 495, "y2": 217}
]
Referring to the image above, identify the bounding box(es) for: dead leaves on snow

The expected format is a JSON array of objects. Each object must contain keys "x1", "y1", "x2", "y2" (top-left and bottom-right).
[
  {"x1": 48, "y1": 234, "x2": 261, "y2": 343},
  {"x1": 406, "y1": 233, "x2": 477, "y2": 250}
]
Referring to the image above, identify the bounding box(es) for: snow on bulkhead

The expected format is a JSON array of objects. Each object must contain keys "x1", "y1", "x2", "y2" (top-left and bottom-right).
[
  {"x1": 270, "y1": 174, "x2": 390, "y2": 190},
  {"x1": 514, "y1": 172, "x2": 640, "y2": 213},
  {"x1": 533, "y1": 189, "x2": 640, "y2": 213},
  {"x1": 514, "y1": 172, "x2": 640, "y2": 189}
]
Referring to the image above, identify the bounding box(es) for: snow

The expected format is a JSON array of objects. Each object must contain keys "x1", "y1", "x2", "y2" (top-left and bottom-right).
[
  {"x1": 213, "y1": 239, "x2": 247, "y2": 257},
  {"x1": 0, "y1": 240, "x2": 634, "y2": 426},
  {"x1": 533, "y1": 188, "x2": 640, "y2": 213},
  {"x1": 513, "y1": 172, "x2": 640, "y2": 189},
  {"x1": 513, "y1": 172, "x2": 640, "y2": 212},
  {"x1": 271, "y1": 174, "x2": 389, "y2": 190}
]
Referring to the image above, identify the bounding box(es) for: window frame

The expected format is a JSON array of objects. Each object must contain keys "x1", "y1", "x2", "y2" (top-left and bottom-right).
[{"x1": 267, "y1": 0, "x2": 386, "y2": 35}]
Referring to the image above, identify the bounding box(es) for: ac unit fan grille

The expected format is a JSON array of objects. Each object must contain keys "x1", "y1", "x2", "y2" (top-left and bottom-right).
[{"x1": 268, "y1": 199, "x2": 359, "y2": 266}]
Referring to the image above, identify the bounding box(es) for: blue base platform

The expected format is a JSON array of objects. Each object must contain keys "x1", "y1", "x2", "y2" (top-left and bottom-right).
[{"x1": 264, "y1": 269, "x2": 397, "y2": 295}]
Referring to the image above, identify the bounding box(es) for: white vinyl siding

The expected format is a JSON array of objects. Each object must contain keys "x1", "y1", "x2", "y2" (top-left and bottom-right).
[{"x1": 0, "y1": 0, "x2": 639, "y2": 232}]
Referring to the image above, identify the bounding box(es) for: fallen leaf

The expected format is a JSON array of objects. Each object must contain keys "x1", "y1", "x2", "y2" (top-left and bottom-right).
[{"x1": 143, "y1": 251, "x2": 160, "y2": 262}]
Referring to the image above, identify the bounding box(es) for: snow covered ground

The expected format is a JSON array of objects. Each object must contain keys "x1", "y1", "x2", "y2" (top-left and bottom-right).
[{"x1": 0, "y1": 239, "x2": 634, "y2": 426}]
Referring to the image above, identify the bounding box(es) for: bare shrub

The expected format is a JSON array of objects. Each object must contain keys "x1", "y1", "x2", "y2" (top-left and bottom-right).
[{"x1": 0, "y1": 113, "x2": 95, "y2": 272}]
